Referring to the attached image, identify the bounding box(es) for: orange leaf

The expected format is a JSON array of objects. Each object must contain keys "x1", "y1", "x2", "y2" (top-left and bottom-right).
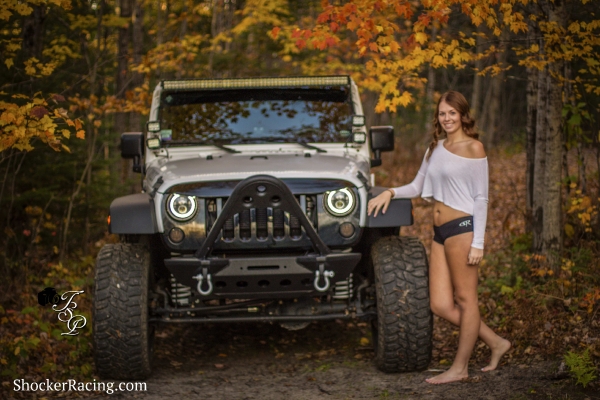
[
  {"x1": 295, "y1": 39, "x2": 306, "y2": 50},
  {"x1": 76, "y1": 130, "x2": 85, "y2": 139},
  {"x1": 270, "y1": 27, "x2": 280, "y2": 39}
]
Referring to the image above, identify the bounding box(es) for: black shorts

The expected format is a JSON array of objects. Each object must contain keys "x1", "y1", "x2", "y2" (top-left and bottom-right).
[{"x1": 433, "y1": 216, "x2": 474, "y2": 245}]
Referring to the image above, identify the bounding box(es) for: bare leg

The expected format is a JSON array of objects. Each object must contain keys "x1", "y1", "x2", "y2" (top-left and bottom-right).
[{"x1": 429, "y1": 240, "x2": 511, "y2": 372}]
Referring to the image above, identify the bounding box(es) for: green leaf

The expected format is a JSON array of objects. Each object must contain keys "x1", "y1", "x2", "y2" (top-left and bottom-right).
[
  {"x1": 500, "y1": 285, "x2": 514, "y2": 295},
  {"x1": 568, "y1": 114, "x2": 581, "y2": 126},
  {"x1": 21, "y1": 306, "x2": 37, "y2": 315}
]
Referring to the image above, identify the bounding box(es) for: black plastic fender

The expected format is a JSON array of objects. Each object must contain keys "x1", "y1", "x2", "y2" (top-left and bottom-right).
[
  {"x1": 366, "y1": 187, "x2": 413, "y2": 227},
  {"x1": 109, "y1": 193, "x2": 158, "y2": 234}
]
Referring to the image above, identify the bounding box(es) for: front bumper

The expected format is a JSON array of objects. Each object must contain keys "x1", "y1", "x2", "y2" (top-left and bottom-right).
[{"x1": 164, "y1": 175, "x2": 361, "y2": 298}]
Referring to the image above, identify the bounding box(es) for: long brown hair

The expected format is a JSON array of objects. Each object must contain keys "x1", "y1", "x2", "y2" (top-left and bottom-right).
[{"x1": 426, "y1": 91, "x2": 478, "y2": 160}]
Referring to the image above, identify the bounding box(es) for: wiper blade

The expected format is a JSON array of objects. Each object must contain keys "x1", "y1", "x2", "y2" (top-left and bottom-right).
[
  {"x1": 163, "y1": 141, "x2": 241, "y2": 153},
  {"x1": 297, "y1": 141, "x2": 327, "y2": 153},
  {"x1": 212, "y1": 143, "x2": 241, "y2": 153}
]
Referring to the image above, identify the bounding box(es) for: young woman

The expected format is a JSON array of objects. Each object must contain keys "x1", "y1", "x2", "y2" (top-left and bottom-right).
[{"x1": 367, "y1": 91, "x2": 511, "y2": 384}]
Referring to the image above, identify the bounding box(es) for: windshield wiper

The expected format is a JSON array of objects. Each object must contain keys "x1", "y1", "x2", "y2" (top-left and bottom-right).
[
  {"x1": 212, "y1": 143, "x2": 241, "y2": 153},
  {"x1": 163, "y1": 141, "x2": 241, "y2": 153},
  {"x1": 297, "y1": 141, "x2": 327, "y2": 153}
]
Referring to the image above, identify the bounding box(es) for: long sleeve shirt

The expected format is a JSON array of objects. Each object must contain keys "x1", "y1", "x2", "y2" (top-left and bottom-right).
[{"x1": 390, "y1": 139, "x2": 489, "y2": 249}]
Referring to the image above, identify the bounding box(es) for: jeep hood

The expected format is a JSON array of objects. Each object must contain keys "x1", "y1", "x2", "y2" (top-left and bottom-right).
[{"x1": 147, "y1": 153, "x2": 370, "y2": 192}]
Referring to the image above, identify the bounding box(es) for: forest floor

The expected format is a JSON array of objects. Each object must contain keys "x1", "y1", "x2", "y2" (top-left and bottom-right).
[{"x1": 90, "y1": 320, "x2": 596, "y2": 400}]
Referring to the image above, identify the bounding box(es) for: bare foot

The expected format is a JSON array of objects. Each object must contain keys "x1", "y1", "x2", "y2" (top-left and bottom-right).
[
  {"x1": 425, "y1": 368, "x2": 468, "y2": 385},
  {"x1": 482, "y1": 338, "x2": 511, "y2": 372}
]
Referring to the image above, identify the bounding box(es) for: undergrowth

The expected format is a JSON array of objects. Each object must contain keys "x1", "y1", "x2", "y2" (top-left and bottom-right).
[
  {"x1": 564, "y1": 349, "x2": 597, "y2": 388},
  {"x1": 0, "y1": 251, "x2": 97, "y2": 392},
  {"x1": 477, "y1": 216, "x2": 599, "y2": 387}
]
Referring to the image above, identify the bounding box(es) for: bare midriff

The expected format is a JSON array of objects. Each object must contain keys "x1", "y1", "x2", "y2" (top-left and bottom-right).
[{"x1": 433, "y1": 200, "x2": 471, "y2": 227}]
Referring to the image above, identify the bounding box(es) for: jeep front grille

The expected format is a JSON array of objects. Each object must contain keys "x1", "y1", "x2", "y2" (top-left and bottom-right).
[{"x1": 205, "y1": 195, "x2": 316, "y2": 243}]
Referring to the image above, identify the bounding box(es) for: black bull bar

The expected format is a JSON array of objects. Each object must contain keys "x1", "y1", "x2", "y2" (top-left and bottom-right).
[{"x1": 164, "y1": 175, "x2": 361, "y2": 297}]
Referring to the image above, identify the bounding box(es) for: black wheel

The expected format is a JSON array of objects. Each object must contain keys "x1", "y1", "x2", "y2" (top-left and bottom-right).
[
  {"x1": 93, "y1": 243, "x2": 153, "y2": 379},
  {"x1": 371, "y1": 236, "x2": 432, "y2": 372}
]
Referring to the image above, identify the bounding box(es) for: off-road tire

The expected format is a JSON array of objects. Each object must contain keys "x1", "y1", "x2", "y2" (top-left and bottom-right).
[
  {"x1": 371, "y1": 236, "x2": 432, "y2": 373},
  {"x1": 93, "y1": 243, "x2": 153, "y2": 379}
]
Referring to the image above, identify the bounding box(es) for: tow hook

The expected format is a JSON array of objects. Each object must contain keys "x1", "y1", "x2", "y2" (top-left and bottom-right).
[
  {"x1": 314, "y1": 263, "x2": 335, "y2": 292},
  {"x1": 193, "y1": 267, "x2": 213, "y2": 296}
]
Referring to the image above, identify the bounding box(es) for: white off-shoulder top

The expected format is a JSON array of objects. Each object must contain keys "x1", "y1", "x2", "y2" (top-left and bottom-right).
[{"x1": 390, "y1": 139, "x2": 489, "y2": 249}]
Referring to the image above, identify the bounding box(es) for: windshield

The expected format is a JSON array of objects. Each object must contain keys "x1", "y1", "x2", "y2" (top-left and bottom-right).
[{"x1": 158, "y1": 88, "x2": 354, "y2": 145}]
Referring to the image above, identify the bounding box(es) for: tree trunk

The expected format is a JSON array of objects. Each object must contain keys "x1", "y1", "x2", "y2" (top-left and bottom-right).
[
  {"x1": 22, "y1": 5, "x2": 46, "y2": 58},
  {"x1": 478, "y1": 78, "x2": 493, "y2": 142},
  {"x1": 208, "y1": 0, "x2": 223, "y2": 74},
  {"x1": 470, "y1": 25, "x2": 484, "y2": 119},
  {"x1": 525, "y1": 19, "x2": 539, "y2": 233},
  {"x1": 116, "y1": 0, "x2": 133, "y2": 185},
  {"x1": 424, "y1": 25, "x2": 438, "y2": 136},
  {"x1": 542, "y1": 0, "x2": 566, "y2": 269},
  {"x1": 532, "y1": 64, "x2": 548, "y2": 252},
  {"x1": 483, "y1": 29, "x2": 508, "y2": 147},
  {"x1": 564, "y1": 61, "x2": 587, "y2": 194},
  {"x1": 130, "y1": 0, "x2": 144, "y2": 131}
]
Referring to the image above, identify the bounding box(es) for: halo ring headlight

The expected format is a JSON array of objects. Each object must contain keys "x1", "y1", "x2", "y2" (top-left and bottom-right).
[
  {"x1": 167, "y1": 194, "x2": 197, "y2": 221},
  {"x1": 324, "y1": 188, "x2": 356, "y2": 217}
]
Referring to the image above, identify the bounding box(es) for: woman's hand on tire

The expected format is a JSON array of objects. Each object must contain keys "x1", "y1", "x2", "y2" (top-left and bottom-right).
[{"x1": 367, "y1": 190, "x2": 393, "y2": 217}]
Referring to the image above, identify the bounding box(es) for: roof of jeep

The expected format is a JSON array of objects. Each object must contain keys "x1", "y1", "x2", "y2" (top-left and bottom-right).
[{"x1": 160, "y1": 76, "x2": 351, "y2": 91}]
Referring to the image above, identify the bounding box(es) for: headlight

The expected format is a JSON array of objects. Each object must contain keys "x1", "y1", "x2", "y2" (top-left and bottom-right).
[
  {"x1": 167, "y1": 194, "x2": 197, "y2": 221},
  {"x1": 324, "y1": 188, "x2": 356, "y2": 217}
]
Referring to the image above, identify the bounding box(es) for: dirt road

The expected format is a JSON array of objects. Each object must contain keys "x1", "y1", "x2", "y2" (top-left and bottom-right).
[{"x1": 88, "y1": 321, "x2": 596, "y2": 400}]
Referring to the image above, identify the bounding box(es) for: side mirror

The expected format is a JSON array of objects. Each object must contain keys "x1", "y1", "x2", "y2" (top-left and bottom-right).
[
  {"x1": 369, "y1": 126, "x2": 394, "y2": 167},
  {"x1": 121, "y1": 132, "x2": 144, "y2": 173}
]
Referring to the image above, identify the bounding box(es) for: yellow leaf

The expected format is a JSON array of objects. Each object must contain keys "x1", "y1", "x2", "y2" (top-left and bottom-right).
[
  {"x1": 5, "y1": 59, "x2": 13, "y2": 69},
  {"x1": 61, "y1": 129, "x2": 70, "y2": 139},
  {"x1": 564, "y1": 223, "x2": 574, "y2": 238},
  {"x1": 14, "y1": 346, "x2": 20, "y2": 356},
  {"x1": 415, "y1": 32, "x2": 427, "y2": 45},
  {"x1": 568, "y1": 22, "x2": 580, "y2": 33},
  {"x1": 61, "y1": 144, "x2": 71, "y2": 153},
  {"x1": 360, "y1": 337, "x2": 370, "y2": 346}
]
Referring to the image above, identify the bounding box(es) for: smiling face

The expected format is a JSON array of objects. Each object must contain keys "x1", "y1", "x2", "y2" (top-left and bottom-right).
[{"x1": 438, "y1": 100, "x2": 463, "y2": 136}]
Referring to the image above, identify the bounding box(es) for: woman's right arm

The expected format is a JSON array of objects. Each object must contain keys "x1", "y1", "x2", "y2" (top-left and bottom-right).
[{"x1": 367, "y1": 151, "x2": 429, "y2": 217}]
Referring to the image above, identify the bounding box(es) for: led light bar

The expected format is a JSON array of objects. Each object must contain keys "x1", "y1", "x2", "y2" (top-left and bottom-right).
[{"x1": 162, "y1": 76, "x2": 351, "y2": 91}]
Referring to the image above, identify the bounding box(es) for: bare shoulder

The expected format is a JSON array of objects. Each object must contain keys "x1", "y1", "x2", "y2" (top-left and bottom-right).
[{"x1": 466, "y1": 140, "x2": 486, "y2": 159}]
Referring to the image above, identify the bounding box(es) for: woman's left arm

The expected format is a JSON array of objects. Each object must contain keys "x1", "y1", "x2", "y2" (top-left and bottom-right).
[{"x1": 469, "y1": 142, "x2": 488, "y2": 265}]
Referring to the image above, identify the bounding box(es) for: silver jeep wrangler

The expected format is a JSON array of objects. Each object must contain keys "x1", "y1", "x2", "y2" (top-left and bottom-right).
[{"x1": 93, "y1": 76, "x2": 432, "y2": 379}]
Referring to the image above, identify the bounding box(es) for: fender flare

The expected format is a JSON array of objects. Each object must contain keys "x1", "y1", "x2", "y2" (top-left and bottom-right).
[
  {"x1": 109, "y1": 193, "x2": 158, "y2": 234},
  {"x1": 366, "y1": 187, "x2": 413, "y2": 228}
]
